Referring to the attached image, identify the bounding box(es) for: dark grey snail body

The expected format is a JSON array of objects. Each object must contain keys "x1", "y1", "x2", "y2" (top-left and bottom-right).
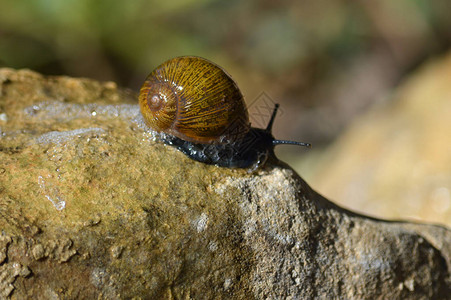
[{"x1": 139, "y1": 56, "x2": 310, "y2": 168}]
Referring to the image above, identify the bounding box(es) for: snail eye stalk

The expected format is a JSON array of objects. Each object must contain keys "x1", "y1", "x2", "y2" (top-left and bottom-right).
[
  {"x1": 266, "y1": 103, "x2": 311, "y2": 148},
  {"x1": 272, "y1": 139, "x2": 311, "y2": 148},
  {"x1": 266, "y1": 103, "x2": 280, "y2": 132}
]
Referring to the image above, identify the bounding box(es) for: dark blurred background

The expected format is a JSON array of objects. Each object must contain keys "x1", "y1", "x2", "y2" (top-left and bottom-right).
[{"x1": 1, "y1": 0, "x2": 450, "y2": 146}]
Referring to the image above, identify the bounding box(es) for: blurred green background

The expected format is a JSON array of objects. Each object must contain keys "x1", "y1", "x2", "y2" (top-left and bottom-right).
[
  {"x1": 1, "y1": 0, "x2": 450, "y2": 145},
  {"x1": 1, "y1": 0, "x2": 451, "y2": 224}
]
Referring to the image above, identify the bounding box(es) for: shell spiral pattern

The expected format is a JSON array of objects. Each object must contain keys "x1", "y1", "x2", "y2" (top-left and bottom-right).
[{"x1": 139, "y1": 56, "x2": 250, "y2": 144}]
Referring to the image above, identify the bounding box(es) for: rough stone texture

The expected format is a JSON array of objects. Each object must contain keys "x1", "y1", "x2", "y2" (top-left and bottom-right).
[
  {"x1": 0, "y1": 68, "x2": 450, "y2": 299},
  {"x1": 301, "y1": 51, "x2": 451, "y2": 226}
]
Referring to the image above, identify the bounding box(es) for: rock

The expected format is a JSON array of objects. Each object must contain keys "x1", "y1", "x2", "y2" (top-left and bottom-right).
[
  {"x1": 0, "y1": 68, "x2": 450, "y2": 299},
  {"x1": 302, "y1": 51, "x2": 451, "y2": 226}
]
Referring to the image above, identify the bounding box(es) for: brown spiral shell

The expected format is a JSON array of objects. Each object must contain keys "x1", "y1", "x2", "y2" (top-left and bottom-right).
[{"x1": 139, "y1": 56, "x2": 250, "y2": 144}]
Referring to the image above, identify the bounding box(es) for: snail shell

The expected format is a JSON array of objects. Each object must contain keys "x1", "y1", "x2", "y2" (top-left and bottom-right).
[{"x1": 139, "y1": 56, "x2": 250, "y2": 144}]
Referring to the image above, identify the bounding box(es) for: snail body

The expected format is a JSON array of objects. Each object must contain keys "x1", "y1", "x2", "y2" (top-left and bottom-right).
[{"x1": 139, "y1": 56, "x2": 310, "y2": 168}]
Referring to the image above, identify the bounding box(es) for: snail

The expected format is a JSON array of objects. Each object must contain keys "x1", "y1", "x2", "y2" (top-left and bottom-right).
[{"x1": 139, "y1": 56, "x2": 310, "y2": 168}]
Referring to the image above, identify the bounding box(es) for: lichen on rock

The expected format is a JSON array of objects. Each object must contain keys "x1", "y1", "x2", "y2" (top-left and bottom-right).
[{"x1": 0, "y1": 68, "x2": 450, "y2": 299}]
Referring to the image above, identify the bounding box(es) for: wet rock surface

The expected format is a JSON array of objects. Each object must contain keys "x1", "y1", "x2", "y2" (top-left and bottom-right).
[{"x1": 0, "y1": 68, "x2": 450, "y2": 299}]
